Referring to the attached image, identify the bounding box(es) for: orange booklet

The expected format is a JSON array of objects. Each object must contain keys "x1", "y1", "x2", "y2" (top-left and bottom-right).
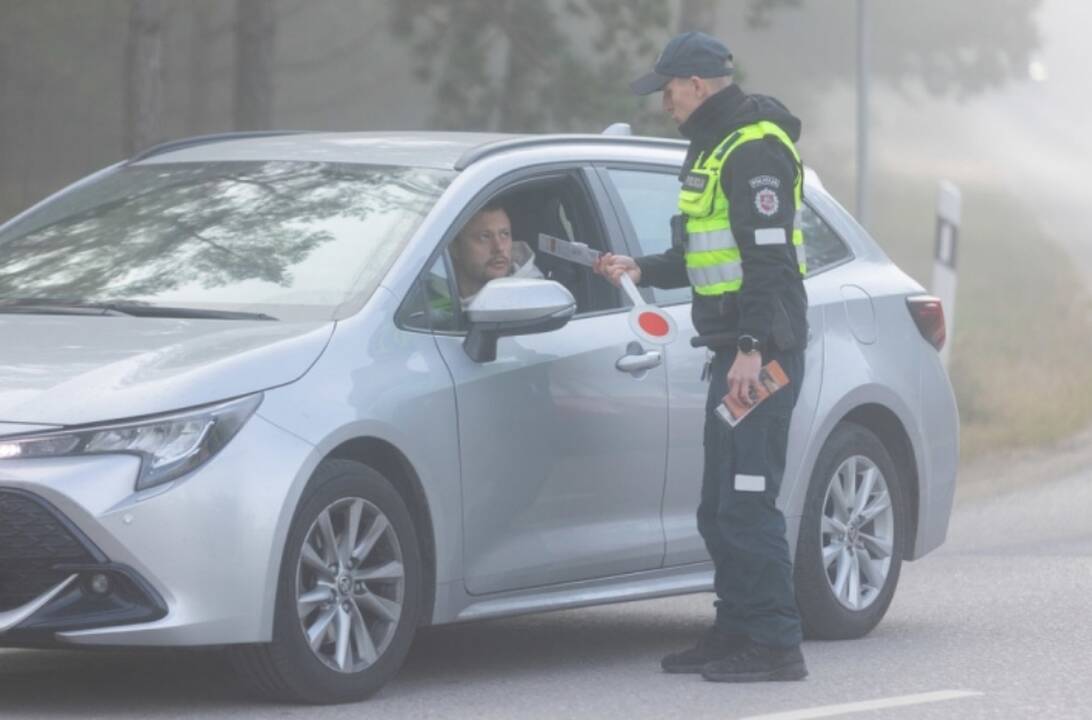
[{"x1": 715, "y1": 360, "x2": 790, "y2": 427}]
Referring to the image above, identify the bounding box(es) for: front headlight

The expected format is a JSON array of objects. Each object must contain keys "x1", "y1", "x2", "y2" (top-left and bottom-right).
[{"x1": 0, "y1": 394, "x2": 262, "y2": 490}]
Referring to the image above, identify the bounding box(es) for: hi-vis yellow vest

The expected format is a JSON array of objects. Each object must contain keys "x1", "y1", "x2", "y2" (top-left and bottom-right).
[{"x1": 678, "y1": 121, "x2": 806, "y2": 297}]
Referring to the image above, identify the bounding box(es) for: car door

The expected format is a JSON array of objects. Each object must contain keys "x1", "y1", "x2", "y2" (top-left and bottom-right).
[
  {"x1": 421, "y1": 167, "x2": 669, "y2": 596},
  {"x1": 596, "y1": 165, "x2": 827, "y2": 567}
]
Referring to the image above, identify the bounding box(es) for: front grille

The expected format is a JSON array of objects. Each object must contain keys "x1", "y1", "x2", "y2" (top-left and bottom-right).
[{"x1": 0, "y1": 490, "x2": 97, "y2": 611}]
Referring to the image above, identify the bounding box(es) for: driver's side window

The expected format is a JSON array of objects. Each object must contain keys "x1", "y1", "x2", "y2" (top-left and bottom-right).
[
  {"x1": 445, "y1": 200, "x2": 532, "y2": 313},
  {"x1": 487, "y1": 177, "x2": 622, "y2": 318},
  {"x1": 402, "y1": 173, "x2": 624, "y2": 335}
]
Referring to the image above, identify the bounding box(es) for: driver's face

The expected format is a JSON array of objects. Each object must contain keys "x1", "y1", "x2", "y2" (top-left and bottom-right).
[{"x1": 454, "y1": 209, "x2": 513, "y2": 287}]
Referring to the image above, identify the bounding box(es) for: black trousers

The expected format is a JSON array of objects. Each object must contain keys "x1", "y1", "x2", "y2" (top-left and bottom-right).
[{"x1": 698, "y1": 347, "x2": 804, "y2": 648}]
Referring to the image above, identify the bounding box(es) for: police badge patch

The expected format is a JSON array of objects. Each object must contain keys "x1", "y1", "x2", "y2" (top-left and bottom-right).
[{"x1": 754, "y1": 187, "x2": 779, "y2": 216}]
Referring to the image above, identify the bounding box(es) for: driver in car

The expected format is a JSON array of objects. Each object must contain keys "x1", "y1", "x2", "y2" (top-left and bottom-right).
[{"x1": 450, "y1": 201, "x2": 543, "y2": 305}]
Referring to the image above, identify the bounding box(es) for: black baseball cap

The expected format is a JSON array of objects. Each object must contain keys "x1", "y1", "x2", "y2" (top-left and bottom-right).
[{"x1": 630, "y1": 31, "x2": 734, "y2": 96}]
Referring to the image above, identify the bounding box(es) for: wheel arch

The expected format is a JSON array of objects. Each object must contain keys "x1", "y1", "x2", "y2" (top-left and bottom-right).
[
  {"x1": 325, "y1": 437, "x2": 437, "y2": 627},
  {"x1": 789, "y1": 388, "x2": 926, "y2": 561},
  {"x1": 839, "y1": 404, "x2": 919, "y2": 560}
]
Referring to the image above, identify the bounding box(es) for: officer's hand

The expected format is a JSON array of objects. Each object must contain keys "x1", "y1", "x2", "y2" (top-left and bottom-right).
[
  {"x1": 594, "y1": 253, "x2": 641, "y2": 287},
  {"x1": 727, "y1": 352, "x2": 762, "y2": 408}
]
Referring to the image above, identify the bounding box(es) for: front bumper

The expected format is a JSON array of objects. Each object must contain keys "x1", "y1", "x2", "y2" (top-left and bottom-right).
[
  {"x1": 0, "y1": 413, "x2": 316, "y2": 647},
  {"x1": 0, "y1": 488, "x2": 166, "y2": 643}
]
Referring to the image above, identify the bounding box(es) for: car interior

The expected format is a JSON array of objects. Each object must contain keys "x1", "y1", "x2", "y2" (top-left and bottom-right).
[
  {"x1": 479, "y1": 174, "x2": 620, "y2": 317},
  {"x1": 402, "y1": 173, "x2": 625, "y2": 335}
]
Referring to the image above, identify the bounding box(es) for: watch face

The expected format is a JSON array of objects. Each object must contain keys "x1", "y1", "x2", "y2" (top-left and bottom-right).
[{"x1": 739, "y1": 335, "x2": 760, "y2": 354}]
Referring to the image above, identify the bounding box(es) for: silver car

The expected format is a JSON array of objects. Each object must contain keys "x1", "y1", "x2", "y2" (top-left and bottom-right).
[{"x1": 0, "y1": 131, "x2": 958, "y2": 703}]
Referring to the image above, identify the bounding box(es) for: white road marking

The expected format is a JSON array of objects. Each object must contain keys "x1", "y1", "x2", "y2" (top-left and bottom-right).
[{"x1": 738, "y1": 689, "x2": 984, "y2": 720}]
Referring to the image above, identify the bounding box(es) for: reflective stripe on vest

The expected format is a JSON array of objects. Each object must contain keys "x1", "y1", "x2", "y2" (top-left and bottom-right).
[
  {"x1": 793, "y1": 208, "x2": 806, "y2": 273},
  {"x1": 688, "y1": 228, "x2": 738, "y2": 253},
  {"x1": 679, "y1": 120, "x2": 807, "y2": 296}
]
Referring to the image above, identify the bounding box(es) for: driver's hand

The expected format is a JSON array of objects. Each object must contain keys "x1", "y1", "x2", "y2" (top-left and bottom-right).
[{"x1": 594, "y1": 253, "x2": 641, "y2": 288}]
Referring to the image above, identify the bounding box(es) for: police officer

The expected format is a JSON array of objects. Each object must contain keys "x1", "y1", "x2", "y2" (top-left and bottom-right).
[{"x1": 594, "y1": 32, "x2": 809, "y2": 683}]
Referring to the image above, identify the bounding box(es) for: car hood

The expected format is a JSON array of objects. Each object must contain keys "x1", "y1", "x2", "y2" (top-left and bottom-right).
[{"x1": 0, "y1": 315, "x2": 335, "y2": 427}]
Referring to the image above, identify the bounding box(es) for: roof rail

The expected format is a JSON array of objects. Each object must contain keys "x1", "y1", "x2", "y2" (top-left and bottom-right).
[
  {"x1": 127, "y1": 131, "x2": 309, "y2": 163},
  {"x1": 454, "y1": 134, "x2": 687, "y2": 171}
]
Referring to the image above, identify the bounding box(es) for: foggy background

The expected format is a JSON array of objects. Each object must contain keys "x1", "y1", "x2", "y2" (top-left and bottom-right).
[{"x1": 2, "y1": 0, "x2": 1089, "y2": 464}]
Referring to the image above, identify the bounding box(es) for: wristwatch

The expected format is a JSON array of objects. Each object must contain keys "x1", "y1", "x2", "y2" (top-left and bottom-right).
[{"x1": 737, "y1": 334, "x2": 762, "y2": 355}]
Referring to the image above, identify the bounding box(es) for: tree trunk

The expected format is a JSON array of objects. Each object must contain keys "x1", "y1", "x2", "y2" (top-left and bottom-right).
[
  {"x1": 186, "y1": 2, "x2": 213, "y2": 135},
  {"x1": 234, "y1": 0, "x2": 275, "y2": 130},
  {"x1": 496, "y1": 0, "x2": 532, "y2": 133},
  {"x1": 677, "y1": 0, "x2": 717, "y2": 33},
  {"x1": 124, "y1": 0, "x2": 166, "y2": 155}
]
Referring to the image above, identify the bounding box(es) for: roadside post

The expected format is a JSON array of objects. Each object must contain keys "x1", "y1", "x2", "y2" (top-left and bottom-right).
[{"x1": 933, "y1": 180, "x2": 961, "y2": 369}]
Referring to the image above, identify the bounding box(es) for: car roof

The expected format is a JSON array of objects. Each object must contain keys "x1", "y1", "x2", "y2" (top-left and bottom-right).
[
  {"x1": 129, "y1": 130, "x2": 826, "y2": 190},
  {"x1": 129, "y1": 130, "x2": 689, "y2": 171},
  {"x1": 130, "y1": 131, "x2": 518, "y2": 170}
]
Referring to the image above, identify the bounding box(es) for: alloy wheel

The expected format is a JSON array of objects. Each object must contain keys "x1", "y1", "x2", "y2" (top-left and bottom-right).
[
  {"x1": 295, "y1": 497, "x2": 405, "y2": 673},
  {"x1": 819, "y1": 455, "x2": 895, "y2": 611}
]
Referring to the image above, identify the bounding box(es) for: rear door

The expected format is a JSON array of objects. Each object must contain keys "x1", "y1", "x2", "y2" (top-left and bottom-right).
[{"x1": 595, "y1": 165, "x2": 828, "y2": 566}]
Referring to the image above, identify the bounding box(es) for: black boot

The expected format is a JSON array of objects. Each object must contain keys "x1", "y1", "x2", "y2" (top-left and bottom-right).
[
  {"x1": 701, "y1": 642, "x2": 808, "y2": 682},
  {"x1": 661, "y1": 627, "x2": 749, "y2": 674}
]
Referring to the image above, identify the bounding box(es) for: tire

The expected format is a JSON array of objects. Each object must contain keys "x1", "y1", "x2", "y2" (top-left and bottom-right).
[
  {"x1": 229, "y1": 459, "x2": 422, "y2": 704},
  {"x1": 794, "y1": 422, "x2": 908, "y2": 640}
]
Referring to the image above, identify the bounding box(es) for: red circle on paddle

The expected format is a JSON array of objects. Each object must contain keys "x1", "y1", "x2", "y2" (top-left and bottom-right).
[{"x1": 637, "y1": 311, "x2": 670, "y2": 337}]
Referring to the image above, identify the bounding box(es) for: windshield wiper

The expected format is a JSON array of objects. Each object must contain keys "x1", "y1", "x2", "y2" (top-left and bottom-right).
[
  {"x1": 0, "y1": 299, "x2": 277, "y2": 321},
  {"x1": 0, "y1": 301, "x2": 136, "y2": 317}
]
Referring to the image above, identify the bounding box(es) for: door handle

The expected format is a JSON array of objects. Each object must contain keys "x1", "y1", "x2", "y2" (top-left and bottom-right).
[{"x1": 615, "y1": 349, "x2": 663, "y2": 373}]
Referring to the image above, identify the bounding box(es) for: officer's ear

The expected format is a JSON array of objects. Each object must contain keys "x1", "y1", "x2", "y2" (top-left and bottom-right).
[{"x1": 694, "y1": 75, "x2": 726, "y2": 100}]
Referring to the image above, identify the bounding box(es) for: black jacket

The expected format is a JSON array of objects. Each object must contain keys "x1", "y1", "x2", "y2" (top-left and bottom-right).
[{"x1": 635, "y1": 84, "x2": 809, "y2": 352}]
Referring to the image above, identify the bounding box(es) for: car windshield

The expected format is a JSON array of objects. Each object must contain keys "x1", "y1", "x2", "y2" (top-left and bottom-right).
[{"x1": 0, "y1": 161, "x2": 453, "y2": 321}]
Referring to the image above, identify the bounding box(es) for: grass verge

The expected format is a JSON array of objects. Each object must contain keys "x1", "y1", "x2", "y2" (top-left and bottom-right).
[{"x1": 861, "y1": 172, "x2": 1092, "y2": 460}]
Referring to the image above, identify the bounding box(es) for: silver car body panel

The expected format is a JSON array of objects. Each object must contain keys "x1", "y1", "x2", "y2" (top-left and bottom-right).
[
  {"x1": 434, "y1": 313, "x2": 670, "y2": 596},
  {"x1": 656, "y1": 300, "x2": 827, "y2": 567},
  {"x1": 4, "y1": 414, "x2": 313, "y2": 645},
  {"x1": 0, "y1": 316, "x2": 334, "y2": 425},
  {"x1": 252, "y1": 287, "x2": 465, "y2": 590},
  {"x1": 0, "y1": 132, "x2": 958, "y2": 644},
  {"x1": 451, "y1": 562, "x2": 714, "y2": 622}
]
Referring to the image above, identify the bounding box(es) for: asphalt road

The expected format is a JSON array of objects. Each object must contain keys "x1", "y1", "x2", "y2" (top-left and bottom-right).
[{"x1": 2, "y1": 437, "x2": 1090, "y2": 720}]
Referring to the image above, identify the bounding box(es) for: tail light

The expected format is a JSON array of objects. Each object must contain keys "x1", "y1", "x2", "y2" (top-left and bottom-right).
[{"x1": 906, "y1": 295, "x2": 946, "y2": 351}]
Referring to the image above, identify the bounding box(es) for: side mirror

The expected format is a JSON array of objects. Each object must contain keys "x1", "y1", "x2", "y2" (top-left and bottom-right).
[{"x1": 463, "y1": 278, "x2": 576, "y2": 363}]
